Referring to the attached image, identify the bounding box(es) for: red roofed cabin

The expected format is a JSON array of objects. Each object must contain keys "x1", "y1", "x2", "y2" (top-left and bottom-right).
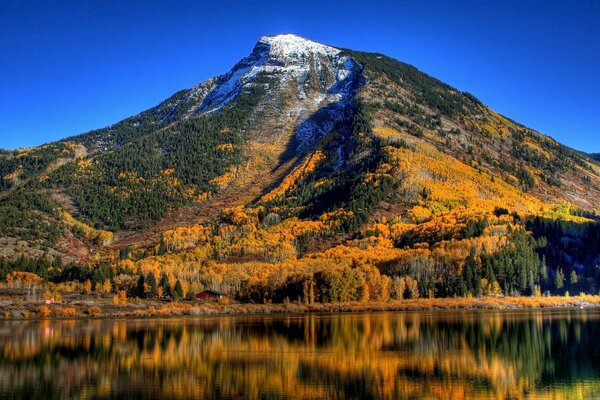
[{"x1": 195, "y1": 290, "x2": 228, "y2": 301}]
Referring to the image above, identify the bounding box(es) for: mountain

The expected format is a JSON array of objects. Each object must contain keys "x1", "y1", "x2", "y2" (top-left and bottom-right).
[{"x1": 1, "y1": 34, "x2": 599, "y2": 300}]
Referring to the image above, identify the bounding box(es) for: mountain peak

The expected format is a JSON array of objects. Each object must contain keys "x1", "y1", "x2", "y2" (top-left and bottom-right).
[
  {"x1": 199, "y1": 34, "x2": 361, "y2": 116},
  {"x1": 256, "y1": 34, "x2": 340, "y2": 60}
]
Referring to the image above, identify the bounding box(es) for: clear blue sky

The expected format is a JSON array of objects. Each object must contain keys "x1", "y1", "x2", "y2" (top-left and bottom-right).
[{"x1": 1, "y1": 0, "x2": 599, "y2": 152}]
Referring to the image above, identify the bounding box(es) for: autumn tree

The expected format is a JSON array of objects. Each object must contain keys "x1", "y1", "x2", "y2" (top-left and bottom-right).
[
  {"x1": 102, "y1": 280, "x2": 112, "y2": 293},
  {"x1": 390, "y1": 277, "x2": 406, "y2": 300},
  {"x1": 404, "y1": 276, "x2": 420, "y2": 299},
  {"x1": 83, "y1": 279, "x2": 92, "y2": 294}
]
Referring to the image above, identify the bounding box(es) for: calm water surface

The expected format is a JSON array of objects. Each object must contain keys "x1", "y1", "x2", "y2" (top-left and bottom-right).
[{"x1": 0, "y1": 309, "x2": 599, "y2": 399}]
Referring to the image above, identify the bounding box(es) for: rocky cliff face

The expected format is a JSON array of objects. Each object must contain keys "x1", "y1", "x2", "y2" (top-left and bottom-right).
[{"x1": 199, "y1": 34, "x2": 364, "y2": 151}]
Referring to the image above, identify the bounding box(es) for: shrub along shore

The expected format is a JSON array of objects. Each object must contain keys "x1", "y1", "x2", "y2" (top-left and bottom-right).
[{"x1": 1, "y1": 293, "x2": 599, "y2": 320}]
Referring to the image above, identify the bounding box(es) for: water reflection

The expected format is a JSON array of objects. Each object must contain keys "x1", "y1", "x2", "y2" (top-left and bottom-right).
[{"x1": 0, "y1": 310, "x2": 599, "y2": 399}]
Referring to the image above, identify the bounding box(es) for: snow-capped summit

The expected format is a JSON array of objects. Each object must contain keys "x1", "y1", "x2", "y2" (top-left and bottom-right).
[
  {"x1": 198, "y1": 33, "x2": 364, "y2": 122},
  {"x1": 256, "y1": 34, "x2": 341, "y2": 61}
]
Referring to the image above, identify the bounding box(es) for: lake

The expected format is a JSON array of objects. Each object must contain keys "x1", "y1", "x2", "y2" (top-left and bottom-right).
[{"x1": 0, "y1": 309, "x2": 599, "y2": 399}]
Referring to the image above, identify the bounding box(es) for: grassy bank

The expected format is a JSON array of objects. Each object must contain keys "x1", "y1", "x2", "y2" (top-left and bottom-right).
[{"x1": 1, "y1": 292, "x2": 600, "y2": 320}]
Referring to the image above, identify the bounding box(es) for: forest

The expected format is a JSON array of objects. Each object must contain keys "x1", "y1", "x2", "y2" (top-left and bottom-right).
[{"x1": 2, "y1": 100, "x2": 599, "y2": 306}]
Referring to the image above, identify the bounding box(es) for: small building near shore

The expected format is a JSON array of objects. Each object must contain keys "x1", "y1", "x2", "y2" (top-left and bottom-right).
[{"x1": 195, "y1": 289, "x2": 228, "y2": 301}]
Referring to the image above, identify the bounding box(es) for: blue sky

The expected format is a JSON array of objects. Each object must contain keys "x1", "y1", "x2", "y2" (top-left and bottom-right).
[{"x1": 1, "y1": 0, "x2": 599, "y2": 152}]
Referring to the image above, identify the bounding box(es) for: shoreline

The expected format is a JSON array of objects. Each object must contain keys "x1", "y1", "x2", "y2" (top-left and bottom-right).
[{"x1": 1, "y1": 294, "x2": 600, "y2": 320}]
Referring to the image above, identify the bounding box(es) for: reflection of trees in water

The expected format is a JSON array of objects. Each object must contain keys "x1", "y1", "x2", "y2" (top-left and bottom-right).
[{"x1": 0, "y1": 311, "x2": 598, "y2": 399}]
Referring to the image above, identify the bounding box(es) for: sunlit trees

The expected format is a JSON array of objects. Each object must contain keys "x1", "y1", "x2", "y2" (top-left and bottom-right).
[{"x1": 389, "y1": 277, "x2": 406, "y2": 300}]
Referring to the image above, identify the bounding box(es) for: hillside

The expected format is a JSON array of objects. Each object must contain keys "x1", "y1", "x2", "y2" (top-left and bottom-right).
[{"x1": 1, "y1": 34, "x2": 599, "y2": 302}]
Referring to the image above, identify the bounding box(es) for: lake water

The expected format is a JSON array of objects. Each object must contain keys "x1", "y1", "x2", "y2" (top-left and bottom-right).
[{"x1": 0, "y1": 309, "x2": 599, "y2": 399}]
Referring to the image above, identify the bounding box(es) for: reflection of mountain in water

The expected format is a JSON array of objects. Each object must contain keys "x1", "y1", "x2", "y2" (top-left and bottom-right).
[{"x1": 0, "y1": 310, "x2": 599, "y2": 399}]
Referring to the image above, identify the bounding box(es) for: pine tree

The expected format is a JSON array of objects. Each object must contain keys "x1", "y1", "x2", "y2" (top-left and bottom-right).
[
  {"x1": 569, "y1": 270, "x2": 578, "y2": 285},
  {"x1": 173, "y1": 279, "x2": 184, "y2": 300},
  {"x1": 135, "y1": 274, "x2": 146, "y2": 298},
  {"x1": 146, "y1": 273, "x2": 158, "y2": 298},
  {"x1": 539, "y1": 255, "x2": 548, "y2": 287},
  {"x1": 160, "y1": 273, "x2": 171, "y2": 299},
  {"x1": 569, "y1": 270, "x2": 578, "y2": 294},
  {"x1": 555, "y1": 268, "x2": 565, "y2": 292},
  {"x1": 463, "y1": 248, "x2": 481, "y2": 296}
]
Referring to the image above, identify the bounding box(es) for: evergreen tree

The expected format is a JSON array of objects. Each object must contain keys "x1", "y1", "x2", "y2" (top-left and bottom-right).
[
  {"x1": 539, "y1": 255, "x2": 548, "y2": 287},
  {"x1": 463, "y1": 248, "x2": 481, "y2": 296},
  {"x1": 555, "y1": 268, "x2": 565, "y2": 292},
  {"x1": 160, "y1": 273, "x2": 171, "y2": 299},
  {"x1": 173, "y1": 279, "x2": 184, "y2": 300},
  {"x1": 135, "y1": 274, "x2": 146, "y2": 299},
  {"x1": 570, "y1": 270, "x2": 578, "y2": 286},
  {"x1": 146, "y1": 273, "x2": 158, "y2": 299},
  {"x1": 569, "y1": 270, "x2": 579, "y2": 294}
]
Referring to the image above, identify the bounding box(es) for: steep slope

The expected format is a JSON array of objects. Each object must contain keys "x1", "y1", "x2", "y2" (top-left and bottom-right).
[{"x1": 1, "y1": 34, "x2": 599, "y2": 301}]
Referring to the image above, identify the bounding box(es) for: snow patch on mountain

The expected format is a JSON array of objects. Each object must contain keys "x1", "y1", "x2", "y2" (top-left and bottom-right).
[{"x1": 198, "y1": 34, "x2": 365, "y2": 150}]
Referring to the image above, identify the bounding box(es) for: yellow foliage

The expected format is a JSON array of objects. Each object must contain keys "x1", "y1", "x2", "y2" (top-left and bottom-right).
[
  {"x1": 222, "y1": 206, "x2": 252, "y2": 226},
  {"x1": 365, "y1": 223, "x2": 391, "y2": 239},
  {"x1": 216, "y1": 143, "x2": 234, "y2": 151},
  {"x1": 112, "y1": 290, "x2": 127, "y2": 305},
  {"x1": 373, "y1": 126, "x2": 402, "y2": 137},
  {"x1": 5, "y1": 271, "x2": 44, "y2": 287},
  {"x1": 195, "y1": 192, "x2": 210, "y2": 203},
  {"x1": 209, "y1": 165, "x2": 237, "y2": 190},
  {"x1": 382, "y1": 142, "x2": 543, "y2": 216},
  {"x1": 3, "y1": 165, "x2": 23, "y2": 181},
  {"x1": 88, "y1": 306, "x2": 102, "y2": 317},
  {"x1": 408, "y1": 206, "x2": 432, "y2": 223},
  {"x1": 96, "y1": 230, "x2": 114, "y2": 246},
  {"x1": 117, "y1": 170, "x2": 144, "y2": 184},
  {"x1": 57, "y1": 307, "x2": 79, "y2": 317},
  {"x1": 60, "y1": 209, "x2": 113, "y2": 246},
  {"x1": 540, "y1": 203, "x2": 594, "y2": 223},
  {"x1": 481, "y1": 278, "x2": 502, "y2": 296},
  {"x1": 76, "y1": 159, "x2": 93, "y2": 171},
  {"x1": 475, "y1": 110, "x2": 513, "y2": 138},
  {"x1": 162, "y1": 224, "x2": 211, "y2": 251},
  {"x1": 262, "y1": 151, "x2": 325, "y2": 201}
]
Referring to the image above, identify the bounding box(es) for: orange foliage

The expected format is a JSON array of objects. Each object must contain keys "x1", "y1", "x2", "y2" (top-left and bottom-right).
[
  {"x1": 209, "y1": 165, "x2": 238, "y2": 190},
  {"x1": 162, "y1": 224, "x2": 211, "y2": 251},
  {"x1": 5, "y1": 271, "x2": 44, "y2": 288},
  {"x1": 216, "y1": 143, "x2": 234, "y2": 151},
  {"x1": 261, "y1": 150, "x2": 325, "y2": 201},
  {"x1": 37, "y1": 306, "x2": 51, "y2": 318}
]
